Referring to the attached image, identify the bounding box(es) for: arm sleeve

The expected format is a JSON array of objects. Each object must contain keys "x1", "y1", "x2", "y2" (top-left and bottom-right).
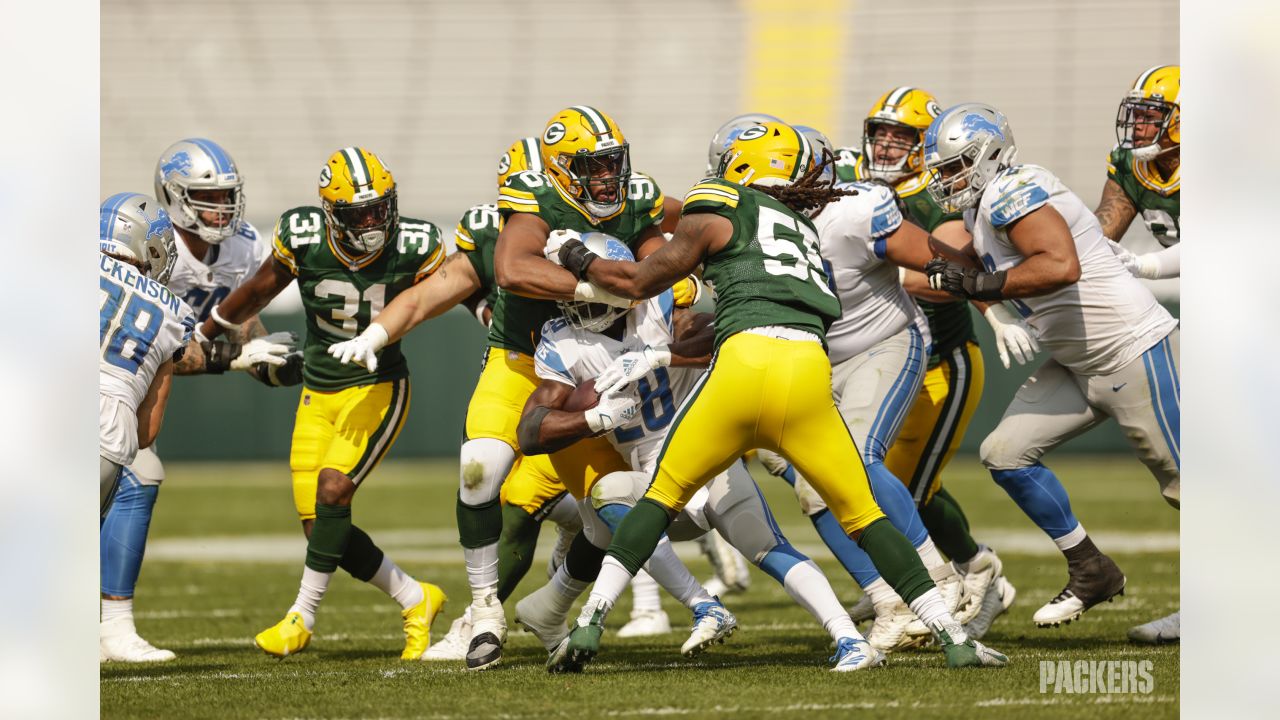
[{"x1": 1144, "y1": 243, "x2": 1181, "y2": 279}]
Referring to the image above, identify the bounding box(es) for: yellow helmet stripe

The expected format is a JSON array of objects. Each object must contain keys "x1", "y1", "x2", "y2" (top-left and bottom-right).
[
  {"x1": 522, "y1": 137, "x2": 544, "y2": 172},
  {"x1": 342, "y1": 147, "x2": 371, "y2": 188},
  {"x1": 571, "y1": 105, "x2": 610, "y2": 135},
  {"x1": 790, "y1": 126, "x2": 812, "y2": 183},
  {"x1": 884, "y1": 86, "x2": 914, "y2": 109}
]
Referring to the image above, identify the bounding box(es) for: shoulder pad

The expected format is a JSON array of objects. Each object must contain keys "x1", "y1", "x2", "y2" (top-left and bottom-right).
[
  {"x1": 627, "y1": 172, "x2": 666, "y2": 223},
  {"x1": 456, "y1": 203, "x2": 501, "y2": 251},
  {"x1": 272, "y1": 206, "x2": 326, "y2": 274},
  {"x1": 986, "y1": 167, "x2": 1051, "y2": 228},
  {"x1": 395, "y1": 217, "x2": 446, "y2": 280},
  {"x1": 682, "y1": 179, "x2": 741, "y2": 214},
  {"x1": 497, "y1": 171, "x2": 555, "y2": 216}
]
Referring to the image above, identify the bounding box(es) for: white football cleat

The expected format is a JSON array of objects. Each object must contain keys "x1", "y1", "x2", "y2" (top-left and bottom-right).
[
  {"x1": 100, "y1": 618, "x2": 176, "y2": 663},
  {"x1": 955, "y1": 546, "x2": 1003, "y2": 623},
  {"x1": 847, "y1": 593, "x2": 874, "y2": 623},
  {"x1": 965, "y1": 575, "x2": 1016, "y2": 640},
  {"x1": 617, "y1": 609, "x2": 672, "y2": 638},
  {"x1": 465, "y1": 594, "x2": 507, "y2": 671},
  {"x1": 866, "y1": 598, "x2": 929, "y2": 653},
  {"x1": 698, "y1": 531, "x2": 751, "y2": 596},
  {"x1": 680, "y1": 599, "x2": 737, "y2": 657},
  {"x1": 829, "y1": 636, "x2": 886, "y2": 672},
  {"x1": 1127, "y1": 611, "x2": 1179, "y2": 644},
  {"x1": 1033, "y1": 554, "x2": 1126, "y2": 628},
  {"x1": 514, "y1": 586, "x2": 570, "y2": 652},
  {"x1": 935, "y1": 569, "x2": 979, "y2": 625},
  {"x1": 422, "y1": 611, "x2": 471, "y2": 661}
]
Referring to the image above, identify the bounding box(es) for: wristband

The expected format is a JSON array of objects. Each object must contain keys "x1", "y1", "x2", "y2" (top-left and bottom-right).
[{"x1": 210, "y1": 304, "x2": 243, "y2": 332}]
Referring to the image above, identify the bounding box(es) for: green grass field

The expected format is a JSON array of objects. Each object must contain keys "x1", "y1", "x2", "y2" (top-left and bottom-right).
[{"x1": 101, "y1": 456, "x2": 1178, "y2": 719}]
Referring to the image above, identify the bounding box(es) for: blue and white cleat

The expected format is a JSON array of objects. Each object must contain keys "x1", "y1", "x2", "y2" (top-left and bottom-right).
[
  {"x1": 680, "y1": 599, "x2": 737, "y2": 657},
  {"x1": 829, "y1": 637, "x2": 885, "y2": 672}
]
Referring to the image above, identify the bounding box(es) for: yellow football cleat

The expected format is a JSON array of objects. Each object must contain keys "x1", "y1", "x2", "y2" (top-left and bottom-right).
[
  {"x1": 254, "y1": 612, "x2": 313, "y2": 658},
  {"x1": 401, "y1": 582, "x2": 448, "y2": 661}
]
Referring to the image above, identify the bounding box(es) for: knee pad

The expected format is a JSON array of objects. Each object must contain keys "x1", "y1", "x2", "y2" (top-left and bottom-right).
[
  {"x1": 588, "y1": 471, "x2": 646, "y2": 511},
  {"x1": 704, "y1": 465, "x2": 781, "y2": 563},
  {"x1": 979, "y1": 427, "x2": 1041, "y2": 470},
  {"x1": 127, "y1": 446, "x2": 166, "y2": 487},
  {"x1": 545, "y1": 492, "x2": 584, "y2": 533},
  {"x1": 458, "y1": 437, "x2": 516, "y2": 506}
]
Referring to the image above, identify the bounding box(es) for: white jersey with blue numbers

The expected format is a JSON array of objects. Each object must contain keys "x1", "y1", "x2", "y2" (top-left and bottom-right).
[
  {"x1": 534, "y1": 291, "x2": 702, "y2": 474},
  {"x1": 814, "y1": 182, "x2": 929, "y2": 364},
  {"x1": 970, "y1": 164, "x2": 1177, "y2": 375},
  {"x1": 99, "y1": 253, "x2": 196, "y2": 465},
  {"x1": 168, "y1": 220, "x2": 269, "y2": 322}
]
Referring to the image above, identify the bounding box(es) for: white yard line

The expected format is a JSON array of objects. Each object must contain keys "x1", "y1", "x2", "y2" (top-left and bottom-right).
[{"x1": 145, "y1": 528, "x2": 1177, "y2": 564}]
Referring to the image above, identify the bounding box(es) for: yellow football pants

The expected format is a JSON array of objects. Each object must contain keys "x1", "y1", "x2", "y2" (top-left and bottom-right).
[
  {"x1": 466, "y1": 347, "x2": 626, "y2": 505},
  {"x1": 645, "y1": 332, "x2": 886, "y2": 535},
  {"x1": 884, "y1": 341, "x2": 985, "y2": 505},
  {"x1": 289, "y1": 378, "x2": 410, "y2": 521}
]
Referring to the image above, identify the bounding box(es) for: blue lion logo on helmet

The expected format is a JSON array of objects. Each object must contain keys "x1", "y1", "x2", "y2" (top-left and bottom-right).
[
  {"x1": 960, "y1": 113, "x2": 1006, "y2": 141},
  {"x1": 161, "y1": 151, "x2": 193, "y2": 178},
  {"x1": 147, "y1": 209, "x2": 173, "y2": 239},
  {"x1": 581, "y1": 232, "x2": 634, "y2": 262}
]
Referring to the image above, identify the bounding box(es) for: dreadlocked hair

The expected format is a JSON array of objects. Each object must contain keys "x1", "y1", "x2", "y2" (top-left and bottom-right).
[{"x1": 753, "y1": 149, "x2": 857, "y2": 215}]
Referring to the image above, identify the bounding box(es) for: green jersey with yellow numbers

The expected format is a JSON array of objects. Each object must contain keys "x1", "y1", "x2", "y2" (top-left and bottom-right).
[
  {"x1": 1106, "y1": 145, "x2": 1180, "y2": 247},
  {"x1": 682, "y1": 179, "x2": 841, "y2": 349},
  {"x1": 491, "y1": 170, "x2": 666, "y2": 355},
  {"x1": 835, "y1": 147, "x2": 977, "y2": 368},
  {"x1": 272, "y1": 206, "x2": 445, "y2": 391},
  {"x1": 454, "y1": 203, "x2": 501, "y2": 309}
]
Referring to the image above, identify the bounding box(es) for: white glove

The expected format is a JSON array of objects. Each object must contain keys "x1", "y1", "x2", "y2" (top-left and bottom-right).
[
  {"x1": 326, "y1": 323, "x2": 390, "y2": 372},
  {"x1": 584, "y1": 382, "x2": 642, "y2": 433},
  {"x1": 983, "y1": 303, "x2": 1040, "y2": 369},
  {"x1": 1106, "y1": 239, "x2": 1144, "y2": 278},
  {"x1": 596, "y1": 345, "x2": 672, "y2": 396},
  {"x1": 573, "y1": 280, "x2": 635, "y2": 309},
  {"x1": 544, "y1": 228, "x2": 583, "y2": 265},
  {"x1": 230, "y1": 331, "x2": 297, "y2": 371}
]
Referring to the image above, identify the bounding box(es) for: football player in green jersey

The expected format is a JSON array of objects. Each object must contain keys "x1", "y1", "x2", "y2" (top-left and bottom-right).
[
  {"x1": 197, "y1": 147, "x2": 449, "y2": 660},
  {"x1": 1098, "y1": 66, "x2": 1182, "y2": 645},
  {"x1": 1096, "y1": 65, "x2": 1181, "y2": 282},
  {"x1": 834, "y1": 88, "x2": 1031, "y2": 637},
  {"x1": 548, "y1": 120, "x2": 1009, "y2": 672}
]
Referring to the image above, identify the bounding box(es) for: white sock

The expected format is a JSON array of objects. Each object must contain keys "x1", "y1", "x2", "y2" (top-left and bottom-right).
[
  {"x1": 368, "y1": 555, "x2": 424, "y2": 610},
  {"x1": 907, "y1": 587, "x2": 959, "y2": 638},
  {"x1": 630, "y1": 570, "x2": 663, "y2": 614},
  {"x1": 546, "y1": 564, "x2": 589, "y2": 615},
  {"x1": 101, "y1": 598, "x2": 134, "y2": 630},
  {"x1": 643, "y1": 537, "x2": 713, "y2": 609},
  {"x1": 464, "y1": 542, "x2": 499, "y2": 605},
  {"x1": 1053, "y1": 523, "x2": 1087, "y2": 552},
  {"x1": 863, "y1": 576, "x2": 899, "y2": 605},
  {"x1": 781, "y1": 560, "x2": 863, "y2": 642},
  {"x1": 914, "y1": 536, "x2": 948, "y2": 572},
  {"x1": 288, "y1": 566, "x2": 331, "y2": 630},
  {"x1": 585, "y1": 556, "x2": 634, "y2": 613}
]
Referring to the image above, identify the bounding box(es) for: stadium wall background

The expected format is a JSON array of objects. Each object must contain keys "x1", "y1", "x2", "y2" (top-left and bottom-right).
[{"x1": 160, "y1": 303, "x2": 1179, "y2": 460}]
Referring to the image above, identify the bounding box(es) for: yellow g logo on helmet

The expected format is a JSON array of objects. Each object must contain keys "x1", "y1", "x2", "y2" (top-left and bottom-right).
[
  {"x1": 497, "y1": 136, "x2": 545, "y2": 189},
  {"x1": 319, "y1": 147, "x2": 398, "y2": 255},
  {"x1": 539, "y1": 105, "x2": 631, "y2": 220},
  {"x1": 862, "y1": 86, "x2": 941, "y2": 183},
  {"x1": 1118, "y1": 65, "x2": 1180, "y2": 156},
  {"x1": 717, "y1": 121, "x2": 814, "y2": 188}
]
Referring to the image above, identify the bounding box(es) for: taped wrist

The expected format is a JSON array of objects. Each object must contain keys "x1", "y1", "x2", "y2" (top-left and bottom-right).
[
  {"x1": 201, "y1": 339, "x2": 243, "y2": 374},
  {"x1": 517, "y1": 405, "x2": 554, "y2": 455},
  {"x1": 248, "y1": 351, "x2": 304, "y2": 387},
  {"x1": 558, "y1": 239, "x2": 598, "y2": 280},
  {"x1": 964, "y1": 269, "x2": 1007, "y2": 301}
]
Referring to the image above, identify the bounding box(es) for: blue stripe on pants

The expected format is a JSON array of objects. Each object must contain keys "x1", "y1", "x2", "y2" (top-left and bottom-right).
[
  {"x1": 863, "y1": 326, "x2": 924, "y2": 463},
  {"x1": 1141, "y1": 336, "x2": 1180, "y2": 469}
]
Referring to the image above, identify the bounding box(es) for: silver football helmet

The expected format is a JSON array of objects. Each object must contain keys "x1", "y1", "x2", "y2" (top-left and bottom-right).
[
  {"x1": 793, "y1": 125, "x2": 835, "y2": 183},
  {"x1": 557, "y1": 232, "x2": 636, "y2": 333},
  {"x1": 706, "y1": 113, "x2": 784, "y2": 175},
  {"x1": 923, "y1": 103, "x2": 1018, "y2": 212},
  {"x1": 100, "y1": 192, "x2": 177, "y2": 284},
  {"x1": 154, "y1": 138, "x2": 245, "y2": 244}
]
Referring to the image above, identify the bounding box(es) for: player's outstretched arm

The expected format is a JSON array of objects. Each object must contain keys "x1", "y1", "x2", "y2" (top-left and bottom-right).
[
  {"x1": 576, "y1": 213, "x2": 730, "y2": 300},
  {"x1": 516, "y1": 381, "x2": 591, "y2": 455},
  {"x1": 136, "y1": 359, "x2": 175, "y2": 451},
  {"x1": 494, "y1": 212, "x2": 580, "y2": 300},
  {"x1": 898, "y1": 218, "x2": 975, "y2": 303},
  {"x1": 1094, "y1": 177, "x2": 1138, "y2": 241},
  {"x1": 197, "y1": 257, "x2": 293, "y2": 340}
]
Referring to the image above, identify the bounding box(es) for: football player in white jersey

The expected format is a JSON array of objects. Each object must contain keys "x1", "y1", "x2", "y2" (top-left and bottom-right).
[
  {"x1": 100, "y1": 140, "x2": 300, "y2": 663},
  {"x1": 514, "y1": 233, "x2": 881, "y2": 672},
  {"x1": 922, "y1": 104, "x2": 1179, "y2": 631},
  {"x1": 99, "y1": 193, "x2": 194, "y2": 520}
]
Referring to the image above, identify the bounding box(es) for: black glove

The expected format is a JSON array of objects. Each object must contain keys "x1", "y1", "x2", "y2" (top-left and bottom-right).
[
  {"x1": 558, "y1": 238, "x2": 599, "y2": 280},
  {"x1": 200, "y1": 339, "x2": 243, "y2": 374},
  {"x1": 924, "y1": 258, "x2": 1007, "y2": 301},
  {"x1": 247, "y1": 351, "x2": 304, "y2": 387}
]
